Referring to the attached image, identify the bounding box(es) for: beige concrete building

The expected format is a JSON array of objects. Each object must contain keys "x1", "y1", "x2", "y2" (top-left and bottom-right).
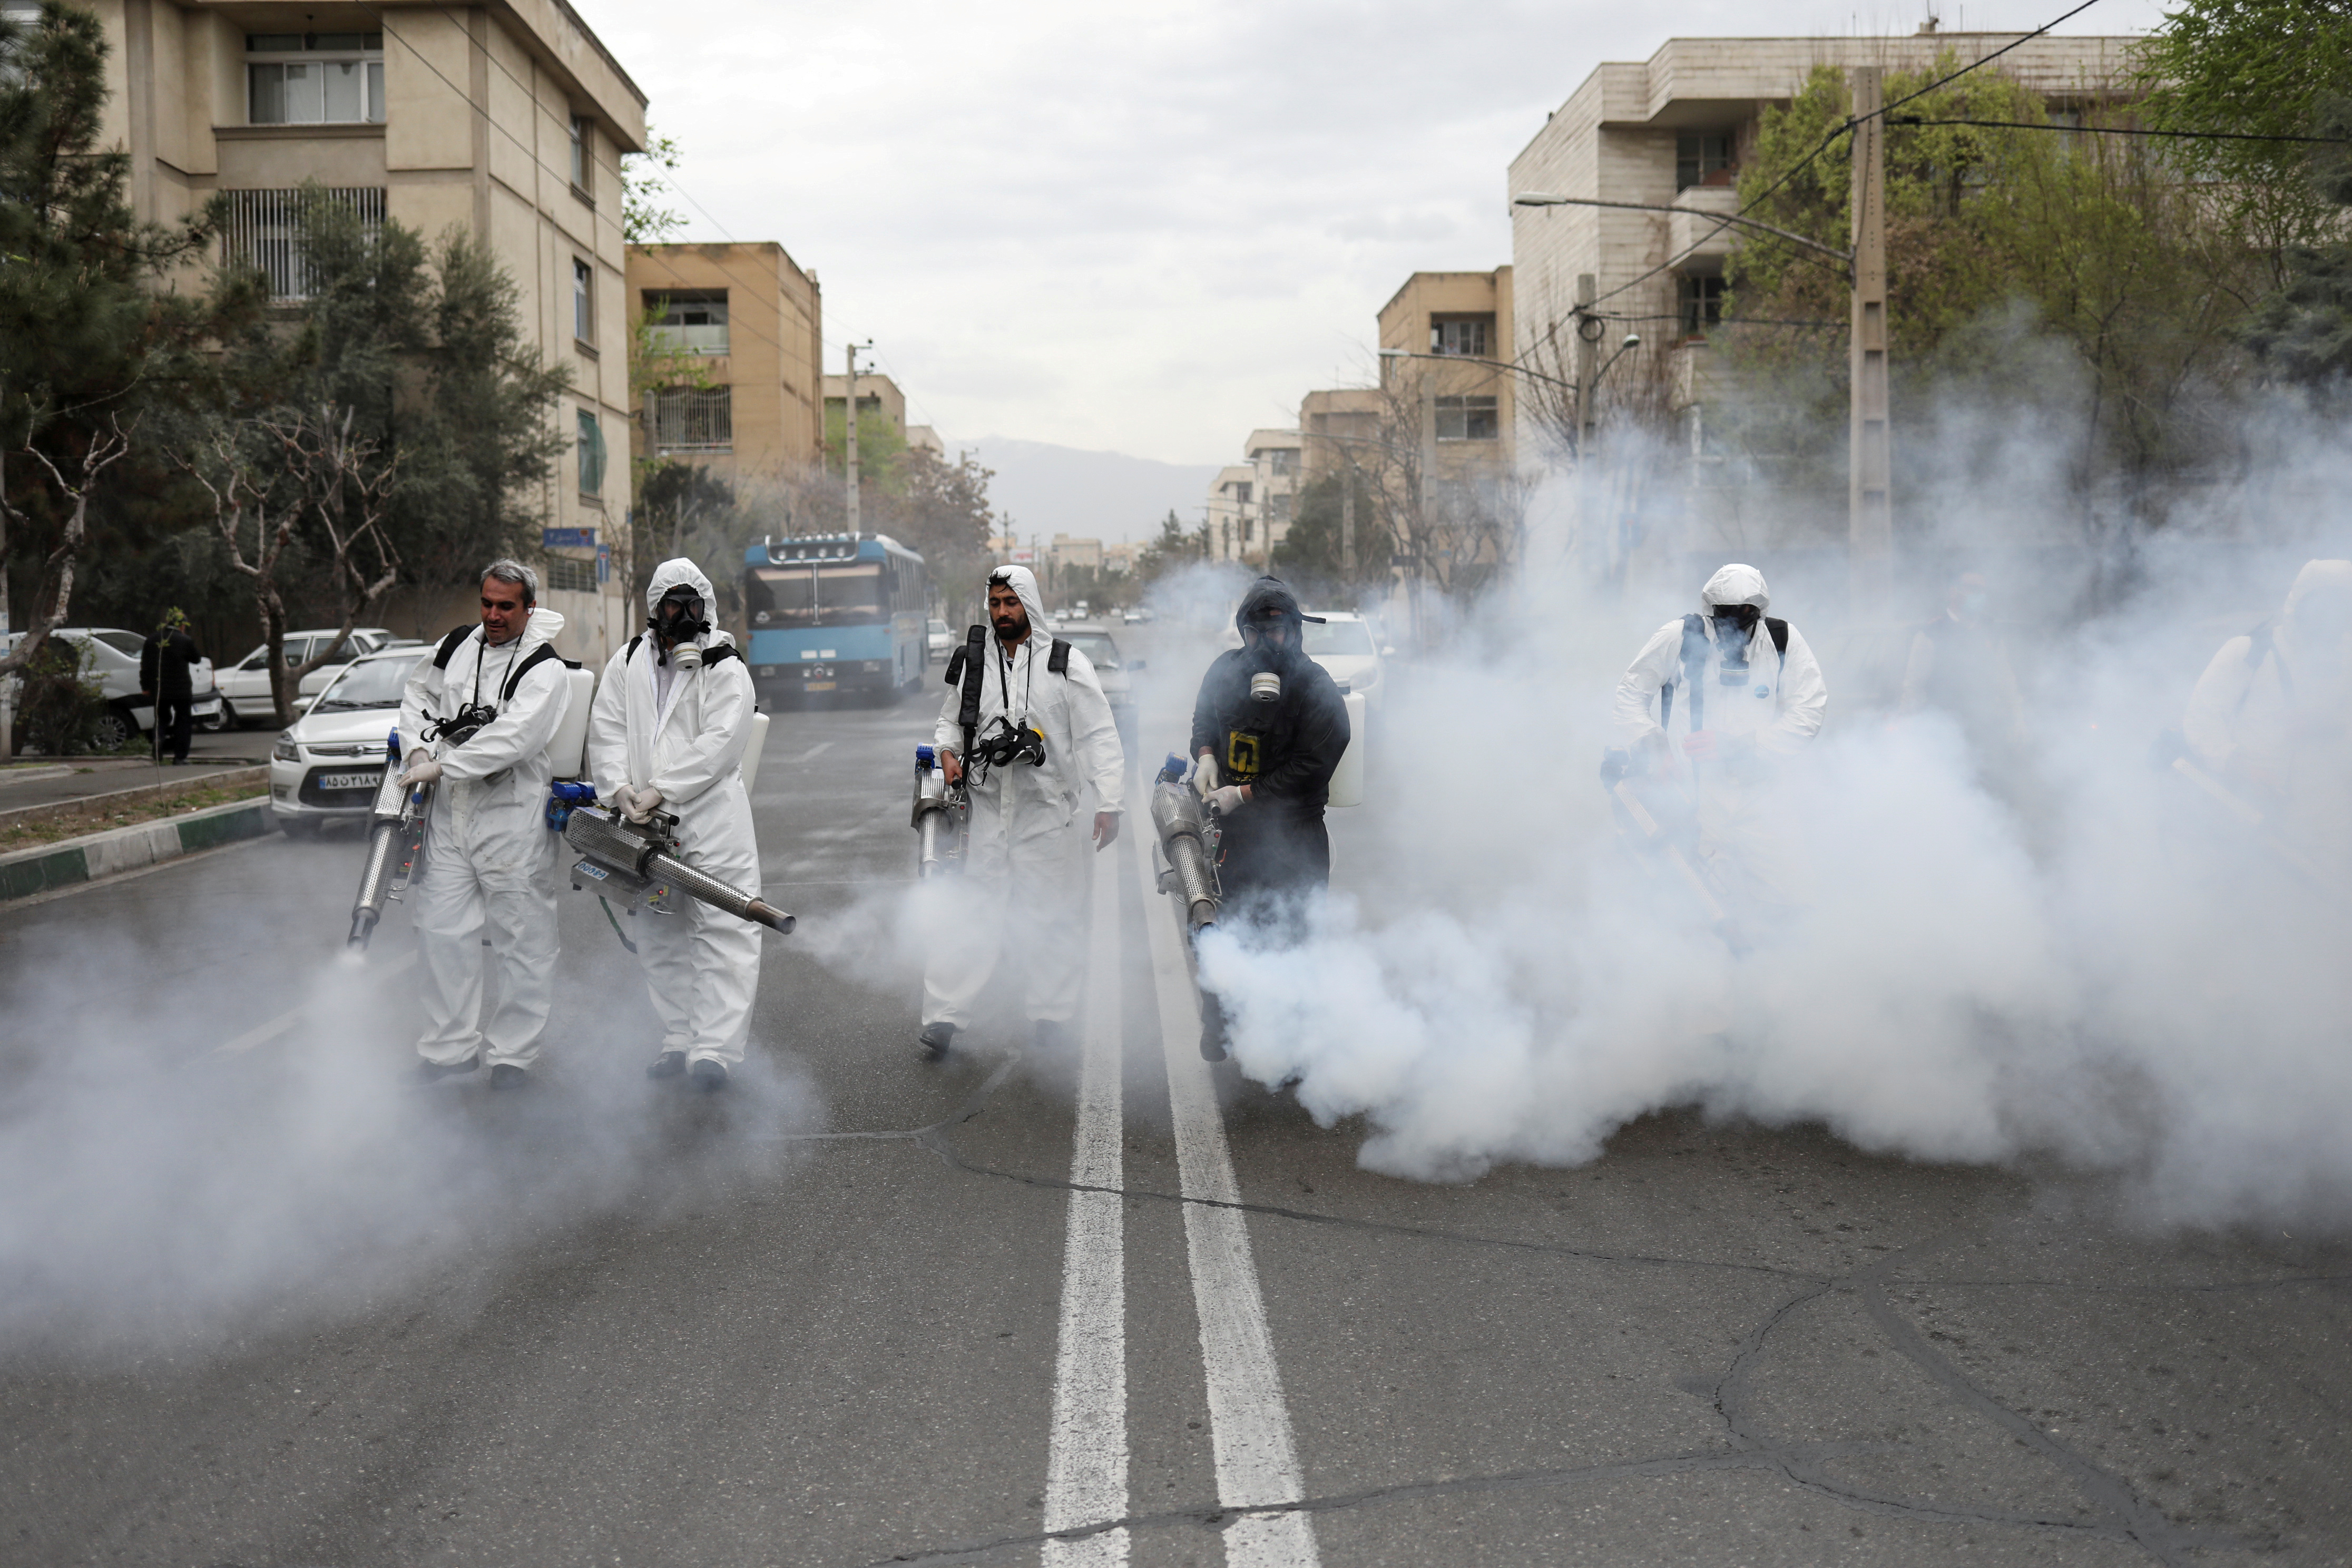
[
  {"x1": 1375, "y1": 268, "x2": 1518, "y2": 485},
  {"x1": 1298, "y1": 387, "x2": 1385, "y2": 487},
  {"x1": 823, "y1": 371, "x2": 911, "y2": 448},
  {"x1": 1507, "y1": 31, "x2": 2137, "y2": 451},
  {"x1": 1201, "y1": 430, "x2": 1304, "y2": 565},
  {"x1": 85, "y1": 0, "x2": 648, "y2": 664},
  {"x1": 628, "y1": 241, "x2": 824, "y2": 481}
]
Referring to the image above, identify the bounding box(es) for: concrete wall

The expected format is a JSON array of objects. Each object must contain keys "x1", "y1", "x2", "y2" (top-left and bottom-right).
[{"x1": 629, "y1": 241, "x2": 827, "y2": 483}]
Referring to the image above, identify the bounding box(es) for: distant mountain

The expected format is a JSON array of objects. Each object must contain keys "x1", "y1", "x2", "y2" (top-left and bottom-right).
[{"x1": 953, "y1": 437, "x2": 1220, "y2": 546}]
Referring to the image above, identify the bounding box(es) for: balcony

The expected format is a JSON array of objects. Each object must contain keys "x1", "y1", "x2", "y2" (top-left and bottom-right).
[{"x1": 1667, "y1": 185, "x2": 1742, "y2": 263}]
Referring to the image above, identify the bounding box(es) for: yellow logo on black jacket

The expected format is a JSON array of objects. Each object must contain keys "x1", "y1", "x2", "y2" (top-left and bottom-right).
[{"x1": 1224, "y1": 729, "x2": 1262, "y2": 781}]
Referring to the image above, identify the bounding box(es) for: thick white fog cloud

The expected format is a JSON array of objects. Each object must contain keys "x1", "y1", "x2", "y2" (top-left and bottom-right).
[{"x1": 565, "y1": 0, "x2": 2168, "y2": 464}]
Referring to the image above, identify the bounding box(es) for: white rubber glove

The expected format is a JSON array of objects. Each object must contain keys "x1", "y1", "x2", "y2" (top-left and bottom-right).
[
  {"x1": 1206, "y1": 783, "x2": 1248, "y2": 814},
  {"x1": 398, "y1": 757, "x2": 442, "y2": 788},
  {"x1": 1192, "y1": 752, "x2": 1220, "y2": 800},
  {"x1": 624, "y1": 784, "x2": 664, "y2": 823}
]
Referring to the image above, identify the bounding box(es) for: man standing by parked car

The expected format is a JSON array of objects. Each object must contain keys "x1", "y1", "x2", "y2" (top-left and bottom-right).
[{"x1": 138, "y1": 609, "x2": 202, "y2": 765}]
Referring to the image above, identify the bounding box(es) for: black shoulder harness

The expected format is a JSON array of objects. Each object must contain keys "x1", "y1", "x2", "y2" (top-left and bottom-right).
[
  {"x1": 433, "y1": 624, "x2": 474, "y2": 669},
  {"x1": 498, "y1": 642, "x2": 571, "y2": 703},
  {"x1": 1047, "y1": 638, "x2": 1072, "y2": 675}
]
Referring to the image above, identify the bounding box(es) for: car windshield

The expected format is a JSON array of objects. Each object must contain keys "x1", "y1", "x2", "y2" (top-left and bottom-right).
[
  {"x1": 1304, "y1": 620, "x2": 1374, "y2": 656},
  {"x1": 92, "y1": 630, "x2": 145, "y2": 658},
  {"x1": 1064, "y1": 632, "x2": 1121, "y2": 669},
  {"x1": 928, "y1": 620, "x2": 948, "y2": 634},
  {"x1": 314, "y1": 652, "x2": 429, "y2": 710}
]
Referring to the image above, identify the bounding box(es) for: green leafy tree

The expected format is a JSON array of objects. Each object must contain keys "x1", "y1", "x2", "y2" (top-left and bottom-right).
[
  {"x1": 622, "y1": 124, "x2": 687, "y2": 245},
  {"x1": 1272, "y1": 470, "x2": 1391, "y2": 605},
  {"x1": 0, "y1": 2, "x2": 240, "y2": 704}
]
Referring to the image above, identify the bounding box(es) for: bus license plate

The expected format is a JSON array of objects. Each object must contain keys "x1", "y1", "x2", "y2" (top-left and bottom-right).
[
  {"x1": 806, "y1": 681, "x2": 836, "y2": 691},
  {"x1": 317, "y1": 769, "x2": 383, "y2": 791}
]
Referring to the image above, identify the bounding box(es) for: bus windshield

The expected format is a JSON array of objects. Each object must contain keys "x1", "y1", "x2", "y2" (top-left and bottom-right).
[{"x1": 748, "y1": 562, "x2": 886, "y2": 628}]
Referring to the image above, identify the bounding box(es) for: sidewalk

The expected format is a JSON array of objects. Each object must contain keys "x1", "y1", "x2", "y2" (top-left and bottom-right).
[
  {"x1": 0, "y1": 792, "x2": 277, "y2": 901},
  {"x1": 0, "y1": 751, "x2": 267, "y2": 813}
]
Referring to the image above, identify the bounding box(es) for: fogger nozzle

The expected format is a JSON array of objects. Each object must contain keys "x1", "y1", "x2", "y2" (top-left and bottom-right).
[
  {"x1": 1150, "y1": 779, "x2": 1221, "y2": 931},
  {"x1": 563, "y1": 806, "x2": 795, "y2": 933},
  {"x1": 348, "y1": 751, "x2": 427, "y2": 952}
]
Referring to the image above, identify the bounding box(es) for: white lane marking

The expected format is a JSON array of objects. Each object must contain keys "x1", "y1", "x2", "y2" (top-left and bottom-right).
[
  {"x1": 797, "y1": 741, "x2": 834, "y2": 763},
  {"x1": 1042, "y1": 848, "x2": 1129, "y2": 1565},
  {"x1": 1131, "y1": 828, "x2": 1320, "y2": 1567},
  {"x1": 206, "y1": 948, "x2": 418, "y2": 1058}
]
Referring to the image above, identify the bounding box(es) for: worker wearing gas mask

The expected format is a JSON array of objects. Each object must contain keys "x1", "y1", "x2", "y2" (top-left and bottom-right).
[
  {"x1": 918, "y1": 564, "x2": 1124, "y2": 1061},
  {"x1": 396, "y1": 560, "x2": 573, "y2": 1088},
  {"x1": 1613, "y1": 563, "x2": 1827, "y2": 912},
  {"x1": 1187, "y1": 577, "x2": 1351, "y2": 1060},
  {"x1": 586, "y1": 558, "x2": 764, "y2": 1092}
]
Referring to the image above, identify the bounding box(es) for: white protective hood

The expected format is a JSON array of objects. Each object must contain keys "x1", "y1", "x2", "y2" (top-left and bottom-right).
[
  {"x1": 1700, "y1": 563, "x2": 1770, "y2": 613},
  {"x1": 988, "y1": 563, "x2": 1048, "y2": 634},
  {"x1": 2281, "y1": 559, "x2": 2352, "y2": 626},
  {"x1": 647, "y1": 557, "x2": 716, "y2": 620}
]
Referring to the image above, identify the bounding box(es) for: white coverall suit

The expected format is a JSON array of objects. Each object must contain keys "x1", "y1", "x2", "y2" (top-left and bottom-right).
[
  {"x1": 1613, "y1": 564, "x2": 1828, "y2": 909},
  {"x1": 398, "y1": 609, "x2": 573, "y2": 1070},
  {"x1": 586, "y1": 560, "x2": 765, "y2": 1069},
  {"x1": 923, "y1": 566, "x2": 1125, "y2": 1030},
  {"x1": 2183, "y1": 558, "x2": 2352, "y2": 883}
]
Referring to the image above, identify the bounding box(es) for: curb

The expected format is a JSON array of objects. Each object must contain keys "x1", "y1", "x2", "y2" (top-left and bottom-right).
[
  {"x1": 0, "y1": 795, "x2": 279, "y2": 903},
  {"x1": 0, "y1": 765, "x2": 270, "y2": 836}
]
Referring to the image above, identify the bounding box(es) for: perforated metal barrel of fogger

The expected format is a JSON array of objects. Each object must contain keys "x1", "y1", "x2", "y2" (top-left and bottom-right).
[
  {"x1": 563, "y1": 806, "x2": 797, "y2": 933},
  {"x1": 1150, "y1": 780, "x2": 1220, "y2": 930},
  {"x1": 910, "y1": 748, "x2": 964, "y2": 879},
  {"x1": 348, "y1": 764, "x2": 415, "y2": 949}
]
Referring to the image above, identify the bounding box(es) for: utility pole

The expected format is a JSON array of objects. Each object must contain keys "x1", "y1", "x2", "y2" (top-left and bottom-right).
[
  {"x1": 1573, "y1": 272, "x2": 1598, "y2": 461},
  {"x1": 844, "y1": 342, "x2": 866, "y2": 536},
  {"x1": 1340, "y1": 454, "x2": 1356, "y2": 582},
  {"x1": 1848, "y1": 67, "x2": 1893, "y2": 612}
]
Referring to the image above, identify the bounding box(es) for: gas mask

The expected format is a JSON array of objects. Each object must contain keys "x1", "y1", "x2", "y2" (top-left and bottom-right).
[
  {"x1": 651, "y1": 585, "x2": 710, "y2": 667},
  {"x1": 1711, "y1": 603, "x2": 1761, "y2": 683},
  {"x1": 1242, "y1": 617, "x2": 1296, "y2": 695}
]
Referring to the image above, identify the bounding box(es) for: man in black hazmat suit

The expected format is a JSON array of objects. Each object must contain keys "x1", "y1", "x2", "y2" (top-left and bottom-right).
[{"x1": 1188, "y1": 577, "x2": 1351, "y2": 1059}]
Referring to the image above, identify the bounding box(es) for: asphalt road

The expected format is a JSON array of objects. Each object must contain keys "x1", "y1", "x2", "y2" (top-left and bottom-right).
[{"x1": 1, "y1": 631, "x2": 2347, "y2": 1567}]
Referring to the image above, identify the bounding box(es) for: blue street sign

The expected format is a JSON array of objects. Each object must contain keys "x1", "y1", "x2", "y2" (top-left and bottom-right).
[{"x1": 543, "y1": 526, "x2": 596, "y2": 549}]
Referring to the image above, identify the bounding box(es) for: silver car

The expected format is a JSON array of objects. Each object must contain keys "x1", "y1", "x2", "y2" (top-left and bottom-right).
[
  {"x1": 218, "y1": 626, "x2": 395, "y2": 727},
  {"x1": 1057, "y1": 624, "x2": 1143, "y2": 758},
  {"x1": 267, "y1": 646, "x2": 432, "y2": 836},
  {"x1": 2, "y1": 627, "x2": 223, "y2": 749}
]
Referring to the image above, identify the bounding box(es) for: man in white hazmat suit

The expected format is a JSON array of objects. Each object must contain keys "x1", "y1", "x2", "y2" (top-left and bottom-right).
[
  {"x1": 397, "y1": 560, "x2": 573, "y2": 1088},
  {"x1": 2183, "y1": 558, "x2": 2352, "y2": 882},
  {"x1": 1613, "y1": 563, "x2": 1828, "y2": 911},
  {"x1": 919, "y1": 564, "x2": 1124, "y2": 1060},
  {"x1": 586, "y1": 558, "x2": 764, "y2": 1092}
]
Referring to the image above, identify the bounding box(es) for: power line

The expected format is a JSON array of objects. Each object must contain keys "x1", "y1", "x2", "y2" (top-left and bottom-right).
[{"x1": 1580, "y1": 0, "x2": 2105, "y2": 310}]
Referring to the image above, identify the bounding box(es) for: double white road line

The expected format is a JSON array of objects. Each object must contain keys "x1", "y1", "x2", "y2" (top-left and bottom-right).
[{"x1": 1039, "y1": 834, "x2": 1320, "y2": 1566}]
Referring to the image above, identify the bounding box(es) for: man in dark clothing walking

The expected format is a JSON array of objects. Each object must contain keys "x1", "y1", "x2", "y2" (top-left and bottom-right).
[
  {"x1": 139, "y1": 609, "x2": 202, "y2": 765},
  {"x1": 1188, "y1": 576, "x2": 1351, "y2": 1058}
]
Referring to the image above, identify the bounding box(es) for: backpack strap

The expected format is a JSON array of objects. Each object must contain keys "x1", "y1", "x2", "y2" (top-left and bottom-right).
[
  {"x1": 701, "y1": 642, "x2": 740, "y2": 667},
  {"x1": 1766, "y1": 618, "x2": 1788, "y2": 658},
  {"x1": 953, "y1": 625, "x2": 988, "y2": 757},
  {"x1": 2241, "y1": 620, "x2": 2289, "y2": 703},
  {"x1": 1048, "y1": 637, "x2": 1072, "y2": 675},
  {"x1": 625, "y1": 632, "x2": 644, "y2": 663},
  {"x1": 499, "y1": 641, "x2": 565, "y2": 704},
  {"x1": 433, "y1": 624, "x2": 474, "y2": 669},
  {"x1": 1672, "y1": 613, "x2": 1708, "y2": 734}
]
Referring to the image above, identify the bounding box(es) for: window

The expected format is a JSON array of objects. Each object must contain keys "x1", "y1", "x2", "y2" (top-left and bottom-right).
[
  {"x1": 649, "y1": 386, "x2": 733, "y2": 453},
  {"x1": 1677, "y1": 130, "x2": 1737, "y2": 191},
  {"x1": 1268, "y1": 492, "x2": 1293, "y2": 524},
  {"x1": 1431, "y1": 316, "x2": 1492, "y2": 357},
  {"x1": 1226, "y1": 481, "x2": 1252, "y2": 505},
  {"x1": 572, "y1": 258, "x2": 594, "y2": 344},
  {"x1": 569, "y1": 113, "x2": 591, "y2": 194},
  {"x1": 1678, "y1": 274, "x2": 1726, "y2": 337},
  {"x1": 576, "y1": 410, "x2": 606, "y2": 496},
  {"x1": 642, "y1": 290, "x2": 729, "y2": 355},
  {"x1": 220, "y1": 187, "x2": 385, "y2": 299},
  {"x1": 1434, "y1": 395, "x2": 1500, "y2": 441},
  {"x1": 248, "y1": 32, "x2": 384, "y2": 125},
  {"x1": 1265, "y1": 448, "x2": 1298, "y2": 476},
  {"x1": 545, "y1": 556, "x2": 596, "y2": 593}
]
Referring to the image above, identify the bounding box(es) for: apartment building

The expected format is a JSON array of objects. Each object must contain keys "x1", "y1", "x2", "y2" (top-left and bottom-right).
[
  {"x1": 1507, "y1": 30, "x2": 2136, "y2": 445},
  {"x1": 1375, "y1": 268, "x2": 1518, "y2": 485},
  {"x1": 823, "y1": 371, "x2": 913, "y2": 448},
  {"x1": 1201, "y1": 430, "x2": 1304, "y2": 565},
  {"x1": 629, "y1": 241, "x2": 824, "y2": 481},
  {"x1": 1298, "y1": 387, "x2": 1385, "y2": 488},
  {"x1": 84, "y1": 0, "x2": 649, "y2": 665}
]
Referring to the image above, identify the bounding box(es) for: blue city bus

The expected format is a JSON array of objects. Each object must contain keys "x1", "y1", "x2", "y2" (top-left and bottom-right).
[{"x1": 742, "y1": 533, "x2": 930, "y2": 701}]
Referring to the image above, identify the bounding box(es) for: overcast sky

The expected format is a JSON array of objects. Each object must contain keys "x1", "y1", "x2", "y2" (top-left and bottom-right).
[{"x1": 572, "y1": 0, "x2": 2170, "y2": 468}]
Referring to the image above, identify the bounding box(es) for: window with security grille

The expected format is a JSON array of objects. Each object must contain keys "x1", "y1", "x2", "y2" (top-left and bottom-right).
[
  {"x1": 1430, "y1": 317, "x2": 1492, "y2": 357},
  {"x1": 545, "y1": 556, "x2": 597, "y2": 593},
  {"x1": 649, "y1": 386, "x2": 733, "y2": 453},
  {"x1": 247, "y1": 32, "x2": 384, "y2": 124},
  {"x1": 1434, "y1": 395, "x2": 1500, "y2": 441},
  {"x1": 219, "y1": 187, "x2": 385, "y2": 299},
  {"x1": 576, "y1": 410, "x2": 606, "y2": 496}
]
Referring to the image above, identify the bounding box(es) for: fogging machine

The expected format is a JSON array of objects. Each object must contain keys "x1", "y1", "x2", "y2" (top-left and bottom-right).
[
  {"x1": 349, "y1": 729, "x2": 430, "y2": 949},
  {"x1": 1599, "y1": 747, "x2": 1749, "y2": 957},
  {"x1": 563, "y1": 804, "x2": 796, "y2": 933},
  {"x1": 911, "y1": 744, "x2": 969, "y2": 877},
  {"x1": 1150, "y1": 753, "x2": 1222, "y2": 932}
]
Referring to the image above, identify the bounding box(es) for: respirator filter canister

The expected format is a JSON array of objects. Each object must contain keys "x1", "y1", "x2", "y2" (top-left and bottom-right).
[{"x1": 1250, "y1": 671, "x2": 1282, "y2": 702}]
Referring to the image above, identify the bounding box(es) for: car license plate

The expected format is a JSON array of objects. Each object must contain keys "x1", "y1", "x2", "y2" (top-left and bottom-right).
[
  {"x1": 317, "y1": 769, "x2": 382, "y2": 791},
  {"x1": 806, "y1": 681, "x2": 836, "y2": 691}
]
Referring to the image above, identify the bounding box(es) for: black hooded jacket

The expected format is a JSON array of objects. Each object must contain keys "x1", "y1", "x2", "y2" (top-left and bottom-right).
[{"x1": 1189, "y1": 576, "x2": 1352, "y2": 816}]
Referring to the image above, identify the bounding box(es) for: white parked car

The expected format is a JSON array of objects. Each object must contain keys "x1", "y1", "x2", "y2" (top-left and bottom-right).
[
  {"x1": 1302, "y1": 612, "x2": 1391, "y2": 714},
  {"x1": 927, "y1": 618, "x2": 954, "y2": 661},
  {"x1": 218, "y1": 626, "x2": 395, "y2": 727},
  {"x1": 267, "y1": 645, "x2": 433, "y2": 836},
  {"x1": 1057, "y1": 623, "x2": 1143, "y2": 756},
  {"x1": 2, "y1": 626, "x2": 223, "y2": 749}
]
